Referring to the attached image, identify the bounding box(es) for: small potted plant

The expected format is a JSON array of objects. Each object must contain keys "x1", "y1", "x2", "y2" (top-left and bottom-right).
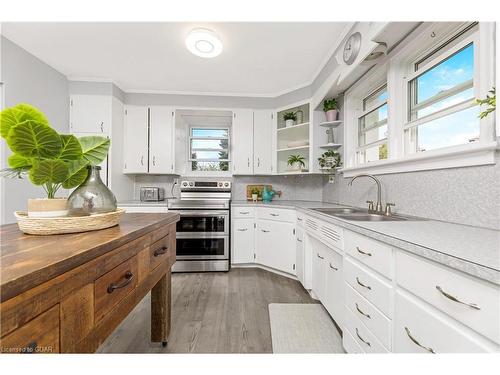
[
  {"x1": 0, "y1": 103, "x2": 111, "y2": 218},
  {"x1": 318, "y1": 150, "x2": 342, "y2": 171},
  {"x1": 323, "y1": 98, "x2": 339, "y2": 122},
  {"x1": 283, "y1": 112, "x2": 297, "y2": 128},
  {"x1": 251, "y1": 187, "x2": 260, "y2": 202},
  {"x1": 287, "y1": 154, "x2": 306, "y2": 172}
]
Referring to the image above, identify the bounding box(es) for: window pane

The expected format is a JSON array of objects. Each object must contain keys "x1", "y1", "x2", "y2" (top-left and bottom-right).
[
  {"x1": 363, "y1": 85, "x2": 388, "y2": 110},
  {"x1": 191, "y1": 161, "x2": 229, "y2": 172},
  {"x1": 357, "y1": 143, "x2": 388, "y2": 164},
  {"x1": 359, "y1": 103, "x2": 388, "y2": 147},
  {"x1": 405, "y1": 106, "x2": 479, "y2": 153},
  {"x1": 410, "y1": 43, "x2": 474, "y2": 120},
  {"x1": 191, "y1": 138, "x2": 228, "y2": 150},
  {"x1": 359, "y1": 123, "x2": 388, "y2": 147},
  {"x1": 190, "y1": 150, "x2": 229, "y2": 161},
  {"x1": 191, "y1": 128, "x2": 228, "y2": 138}
]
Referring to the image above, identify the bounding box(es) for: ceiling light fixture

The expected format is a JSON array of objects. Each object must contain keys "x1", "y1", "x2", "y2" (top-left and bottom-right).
[{"x1": 186, "y1": 28, "x2": 223, "y2": 58}]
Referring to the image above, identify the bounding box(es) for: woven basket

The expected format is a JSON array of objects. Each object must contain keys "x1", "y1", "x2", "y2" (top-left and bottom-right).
[{"x1": 14, "y1": 208, "x2": 125, "y2": 235}]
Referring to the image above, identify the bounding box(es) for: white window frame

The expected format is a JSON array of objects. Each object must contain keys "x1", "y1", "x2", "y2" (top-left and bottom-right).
[
  {"x1": 188, "y1": 126, "x2": 231, "y2": 173},
  {"x1": 342, "y1": 22, "x2": 497, "y2": 177}
]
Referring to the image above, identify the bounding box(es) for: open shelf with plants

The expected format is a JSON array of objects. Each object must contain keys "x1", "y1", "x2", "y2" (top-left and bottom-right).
[{"x1": 276, "y1": 102, "x2": 311, "y2": 174}]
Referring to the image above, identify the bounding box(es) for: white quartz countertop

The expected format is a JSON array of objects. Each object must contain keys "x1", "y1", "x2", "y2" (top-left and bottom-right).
[{"x1": 231, "y1": 200, "x2": 500, "y2": 284}]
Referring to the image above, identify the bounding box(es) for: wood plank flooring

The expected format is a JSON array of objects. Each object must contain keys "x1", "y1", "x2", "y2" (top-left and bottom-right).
[{"x1": 98, "y1": 267, "x2": 316, "y2": 353}]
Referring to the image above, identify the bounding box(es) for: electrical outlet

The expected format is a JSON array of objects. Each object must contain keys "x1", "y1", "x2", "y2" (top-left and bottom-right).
[{"x1": 328, "y1": 175, "x2": 336, "y2": 184}]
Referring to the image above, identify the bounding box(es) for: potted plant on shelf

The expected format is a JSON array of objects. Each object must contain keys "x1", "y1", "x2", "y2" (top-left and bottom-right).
[
  {"x1": 318, "y1": 150, "x2": 342, "y2": 172},
  {"x1": 0, "y1": 103, "x2": 112, "y2": 218},
  {"x1": 287, "y1": 154, "x2": 306, "y2": 172},
  {"x1": 323, "y1": 98, "x2": 339, "y2": 122},
  {"x1": 251, "y1": 187, "x2": 260, "y2": 202},
  {"x1": 283, "y1": 112, "x2": 297, "y2": 128}
]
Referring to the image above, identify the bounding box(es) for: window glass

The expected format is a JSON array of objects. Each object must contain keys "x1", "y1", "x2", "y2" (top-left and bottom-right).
[{"x1": 190, "y1": 127, "x2": 230, "y2": 172}]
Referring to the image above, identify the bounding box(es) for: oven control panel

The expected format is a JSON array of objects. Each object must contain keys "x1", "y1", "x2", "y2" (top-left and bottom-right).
[{"x1": 180, "y1": 180, "x2": 231, "y2": 190}]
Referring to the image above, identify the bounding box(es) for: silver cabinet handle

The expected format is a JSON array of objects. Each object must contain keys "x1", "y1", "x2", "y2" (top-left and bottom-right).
[
  {"x1": 152, "y1": 156, "x2": 156, "y2": 166},
  {"x1": 404, "y1": 327, "x2": 435, "y2": 353},
  {"x1": 355, "y1": 328, "x2": 371, "y2": 347},
  {"x1": 435, "y1": 286, "x2": 481, "y2": 310},
  {"x1": 356, "y1": 277, "x2": 372, "y2": 290},
  {"x1": 297, "y1": 217, "x2": 303, "y2": 221},
  {"x1": 270, "y1": 213, "x2": 279, "y2": 217},
  {"x1": 237, "y1": 228, "x2": 248, "y2": 232},
  {"x1": 329, "y1": 263, "x2": 338, "y2": 271},
  {"x1": 355, "y1": 303, "x2": 371, "y2": 319},
  {"x1": 261, "y1": 229, "x2": 270, "y2": 233},
  {"x1": 257, "y1": 157, "x2": 260, "y2": 167},
  {"x1": 140, "y1": 156, "x2": 144, "y2": 165},
  {"x1": 100, "y1": 121, "x2": 104, "y2": 132},
  {"x1": 297, "y1": 238, "x2": 303, "y2": 243},
  {"x1": 356, "y1": 246, "x2": 372, "y2": 256},
  {"x1": 316, "y1": 253, "x2": 324, "y2": 259},
  {"x1": 239, "y1": 211, "x2": 250, "y2": 214},
  {"x1": 247, "y1": 157, "x2": 250, "y2": 167}
]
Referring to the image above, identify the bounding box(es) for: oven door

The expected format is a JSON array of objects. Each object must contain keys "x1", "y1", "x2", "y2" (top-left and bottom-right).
[
  {"x1": 175, "y1": 237, "x2": 229, "y2": 260},
  {"x1": 175, "y1": 210, "x2": 229, "y2": 236}
]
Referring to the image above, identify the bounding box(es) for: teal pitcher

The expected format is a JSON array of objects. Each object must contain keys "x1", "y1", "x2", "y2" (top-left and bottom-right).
[{"x1": 261, "y1": 186, "x2": 276, "y2": 203}]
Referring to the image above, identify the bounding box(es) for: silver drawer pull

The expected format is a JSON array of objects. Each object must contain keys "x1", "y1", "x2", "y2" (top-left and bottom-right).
[
  {"x1": 270, "y1": 213, "x2": 279, "y2": 217},
  {"x1": 355, "y1": 328, "x2": 371, "y2": 347},
  {"x1": 356, "y1": 277, "x2": 372, "y2": 290},
  {"x1": 239, "y1": 211, "x2": 250, "y2": 214},
  {"x1": 435, "y1": 286, "x2": 481, "y2": 310},
  {"x1": 404, "y1": 327, "x2": 435, "y2": 353},
  {"x1": 297, "y1": 217, "x2": 303, "y2": 221},
  {"x1": 297, "y1": 238, "x2": 303, "y2": 243},
  {"x1": 317, "y1": 253, "x2": 324, "y2": 259},
  {"x1": 356, "y1": 246, "x2": 372, "y2": 256},
  {"x1": 261, "y1": 229, "x2": 270, "y2": 233},
  {"x1": 237, "y1": 228, "x2": 248, "y2": 232},
  {"x1": 329, "y1": 263, "x2": 338, "y2": 271},
  {"x1": 355, "y1": 303, "x2": 371, "y2": 319}
]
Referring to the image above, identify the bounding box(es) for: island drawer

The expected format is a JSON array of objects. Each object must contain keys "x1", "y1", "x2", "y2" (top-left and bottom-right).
[
  {"x1": 149, "y1": 235, "x2": 171, "y2": 271},
  {"x1": 232, "y1": 207, "x2": 255, "y2": 218},
  {"x1": 396, "y1": 251, "x2": 500, "y2": 344},
  {"x1": 94, "y1": 255, "x2": 139, "y2": 322},
  {"x1": 0, "y1": 305, "x2": 60, "y2": 354},
  {"x1": 344, "y1": 257, "x2": 392, "y2": 318},
  {"x1": 257, "y1": 207, "x2": 296, "y2": 222},
  {"x1": 344, "y1": 230, "x2": 392, "y2": 278}
]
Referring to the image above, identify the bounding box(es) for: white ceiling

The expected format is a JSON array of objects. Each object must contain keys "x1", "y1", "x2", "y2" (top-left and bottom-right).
[{"x1": 2, "y1": 22, "x2": 350, "y2": 97}]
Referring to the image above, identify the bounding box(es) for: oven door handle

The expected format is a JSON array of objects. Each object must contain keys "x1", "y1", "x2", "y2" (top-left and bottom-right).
[{"x1": 174, "y1": 210, "x2": 229, "y2": 217}]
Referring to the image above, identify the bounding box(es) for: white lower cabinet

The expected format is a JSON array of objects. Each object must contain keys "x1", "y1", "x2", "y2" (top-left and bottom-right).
[
  {"x1": 256, "y1": 219, "x2": 296, "y2": 274},
  {"x1": 394, "y1": 290, "x2": 497, "y2": 353},
  {"x1": 295, "y1": 226, "x2": 305, "y2": 285},
  {"x1": 311, "y1": 240, "x2": 327, "y2": 301},
  {"x1": 232, "y1": 218, "x2": 255, "y2": 264},
  {"x1": 323, "y1": 248, "x2": 344, "y2": 327}
]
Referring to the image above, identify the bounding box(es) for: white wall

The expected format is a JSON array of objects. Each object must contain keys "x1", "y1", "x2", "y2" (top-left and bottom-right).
[{"x1": 1, "y1": 36, "x2": 69, "y2": 224}]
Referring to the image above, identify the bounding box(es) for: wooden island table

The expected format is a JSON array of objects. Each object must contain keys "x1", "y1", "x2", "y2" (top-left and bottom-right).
[{"x1": 0, "y1": 212, "x2": 179, "y2": 353}]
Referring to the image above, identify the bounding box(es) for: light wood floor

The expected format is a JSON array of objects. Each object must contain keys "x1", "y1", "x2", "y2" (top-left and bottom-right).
[{"x1": 98, "y1": 267, "x2": 316, "y2": 353}]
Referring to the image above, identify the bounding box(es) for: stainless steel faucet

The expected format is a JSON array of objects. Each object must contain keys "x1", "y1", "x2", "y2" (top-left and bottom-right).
[{"x1": 348, "y1": 174, "x2": 384, "y2": 213}]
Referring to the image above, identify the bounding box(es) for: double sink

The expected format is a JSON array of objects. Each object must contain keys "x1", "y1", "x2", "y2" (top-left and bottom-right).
[{"x1": 311, "y1": 207, "x2": 421, "y2": 222}]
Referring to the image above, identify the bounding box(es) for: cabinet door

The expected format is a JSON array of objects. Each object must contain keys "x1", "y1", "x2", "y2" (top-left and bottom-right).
[
  {"x1": 232, "y1": 219, "x2": 255, "y2": 264},
  {"x1": 149, "y1": 106, "x2": 175, "y2": 174},
  {"x1": 324, "y1": 248, "x2": 344, "y2": 327},
  {"x1": 232, "y1": 109, "x2": 254, "y2": 175},
  {"x1": 123, "y1": 106, "x2": 148, "y2": 173},
  {"x1": 311, "y1": 240, "x2": 326, "y2": 301},
  {"x1": 256, "y1": 219, "x2": 296, "y2": 274},
  {"x1": 296, "y1": 226, "x2": 305, "y2": 285},
  {"x1": 70, "y1": 95, "x2": 111, "y2": 134},
  {"x1": 72, "y1": 132, "x2": 109, "y2": 186},
  {"x1": 253, "y1": 110, "x2": 273, "y2": 174}
]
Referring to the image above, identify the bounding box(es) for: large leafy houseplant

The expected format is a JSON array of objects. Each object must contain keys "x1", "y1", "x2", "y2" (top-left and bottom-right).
[{"x1": 0, "y1": 103, "x2": 110, "y2": 199}]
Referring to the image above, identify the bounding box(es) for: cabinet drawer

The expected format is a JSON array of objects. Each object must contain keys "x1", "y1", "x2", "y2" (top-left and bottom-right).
[
  {"x1": 232, "y1": 206, "x2": 255, "y2": 218},
  {"x1": 394, "y1": 290, "x2": 497, "y2": 353},
  {"x1": 345, "y1": 283, "x2": 391, "y2": 350},
  {"x1": 149, "y1": 235, "x2": 171, "y2": 271},
  {"x1": 344, "y1": 307, "x2": 388, "y2": 353},
  {"x1": 257, "y1": 207, "x2": 296, "y2": 223},
  {"x1": 344, "y1": 231, "x2": 392, "y2": 278},
  {"x1": 396, "y1": 251, "x2": 500, "y2": 344},
  {"x1": 343, "y1": 327, "x2": 363, "y2": 353},
  {"x1": 0, "y1": 305, "x2": 59, "y2": 353},
  {"x1": 344, "y1": 257, "x2": 392, "y2": 317},
  {"x1": 95, "y1": 255, "x2": 139, "y2": 321}
]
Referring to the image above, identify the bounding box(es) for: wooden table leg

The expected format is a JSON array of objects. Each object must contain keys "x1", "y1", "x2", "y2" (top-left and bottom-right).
[{"x1": 151, "y1": 271, "x2": 171, "y2": 346}]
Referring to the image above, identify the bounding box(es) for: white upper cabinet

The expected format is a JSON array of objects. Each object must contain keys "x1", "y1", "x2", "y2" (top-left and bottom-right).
[
  {"x1": 253, "y1": 110, "x2": 273, "y2": 174},
  {"x1": 149, "y1": 106, "x2": 175, "y2": 174},
  {"x1": 232, "y1": 109, "x2": 254, "y2": 175},
  {"x1": 70, "y1": 95, "x2": 111, "y2": 134},
  {"x1": 123, "y1": 105, "x2": 148, "y2": 174}
]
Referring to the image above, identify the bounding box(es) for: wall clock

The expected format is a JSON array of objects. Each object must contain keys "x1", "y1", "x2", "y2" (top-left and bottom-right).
[{"x1": 343, "y1": 32, "x2": 362, "y2": 65}]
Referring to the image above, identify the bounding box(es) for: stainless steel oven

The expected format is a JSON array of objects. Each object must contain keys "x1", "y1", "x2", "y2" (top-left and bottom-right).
[{"x1": 168, "y1": 180, "x2": 231, "y2": 272}]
